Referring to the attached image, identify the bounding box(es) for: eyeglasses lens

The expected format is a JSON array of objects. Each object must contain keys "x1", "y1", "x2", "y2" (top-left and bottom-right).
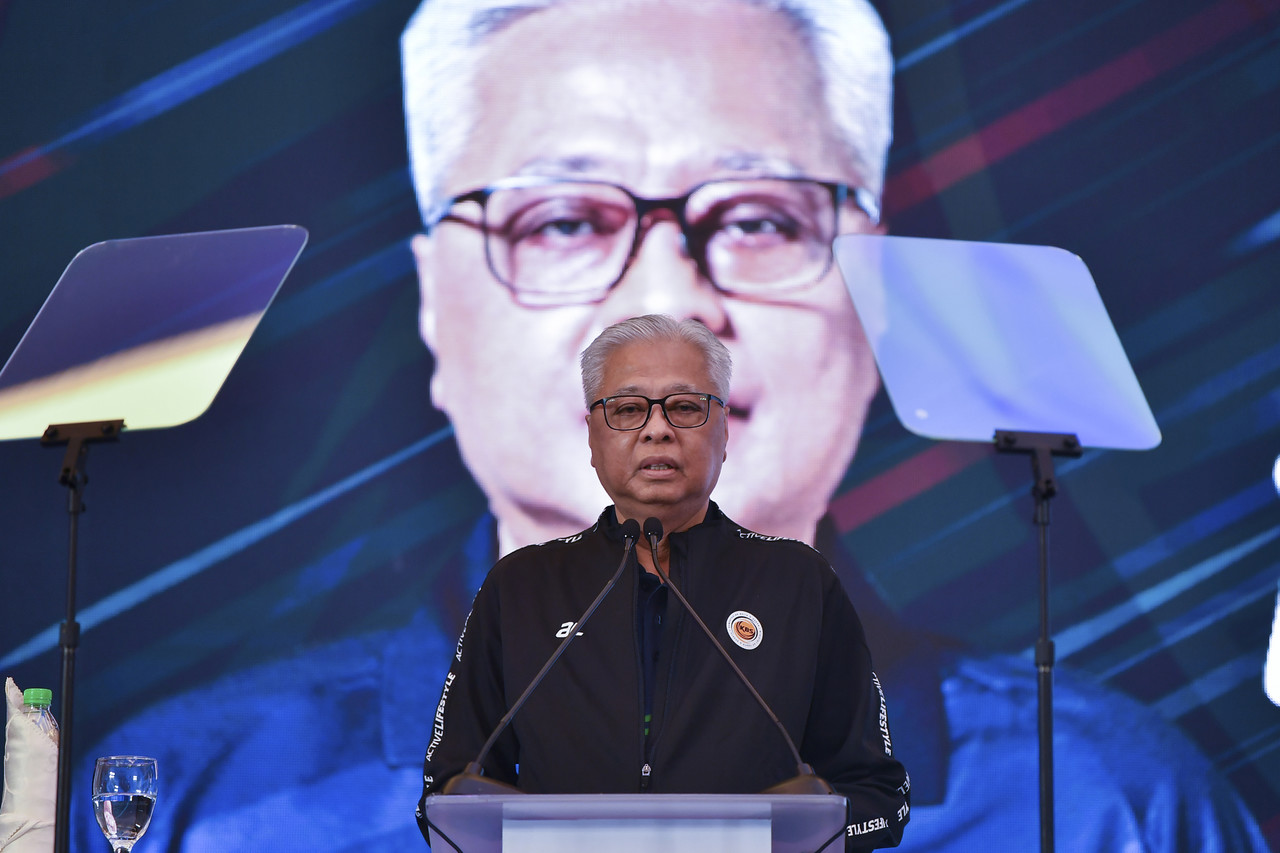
[{"x1": 604, "y1": 394, "x2": 711, "y2": 430}]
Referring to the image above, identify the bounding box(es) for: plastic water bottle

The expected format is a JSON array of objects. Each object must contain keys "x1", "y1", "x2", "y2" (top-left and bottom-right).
[{"x1": 21, "y1": 687, "x2": 59, "y2": 747}]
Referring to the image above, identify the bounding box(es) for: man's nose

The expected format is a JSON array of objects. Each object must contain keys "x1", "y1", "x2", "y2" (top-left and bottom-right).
[
  {"x1": 598, "y1": 218, "x2": 729, "y2": 332},
  {"x1": 640, "y1": 400, "x2": 676, "y2": 440}
]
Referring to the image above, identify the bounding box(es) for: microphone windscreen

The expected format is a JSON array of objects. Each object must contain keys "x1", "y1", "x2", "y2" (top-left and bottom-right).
[
  {"x1": 619, "y1": 518, "x2": 641, "y2": 540},
  {"x1": 643, "y1": 517, "x2": 663, "y2": 541}
]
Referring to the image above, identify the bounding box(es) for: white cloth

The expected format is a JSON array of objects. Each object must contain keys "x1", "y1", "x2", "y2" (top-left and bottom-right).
[{"x1": 0, "y1": 678, "x2": 56, "y2": 852}]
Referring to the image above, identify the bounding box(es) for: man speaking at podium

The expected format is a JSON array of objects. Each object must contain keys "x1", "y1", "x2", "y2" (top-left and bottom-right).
[{"x1": 417, "y1": 315, "x2": 910, "y2": 850}]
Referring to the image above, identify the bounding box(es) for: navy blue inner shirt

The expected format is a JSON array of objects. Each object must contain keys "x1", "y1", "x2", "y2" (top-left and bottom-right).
[{"x1": 636, "y1": 568, "x2": 668, "y2": 751}]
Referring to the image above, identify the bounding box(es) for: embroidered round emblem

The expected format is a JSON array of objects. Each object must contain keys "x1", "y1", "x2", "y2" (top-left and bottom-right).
[{"x1": 726, "y1": 610, "x2": 763, "y2": 650}]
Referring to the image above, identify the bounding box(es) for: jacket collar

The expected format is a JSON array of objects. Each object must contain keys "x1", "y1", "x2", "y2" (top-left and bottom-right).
[{"x1": 597, "y1": 501, "x2": 728, "y2": 541}]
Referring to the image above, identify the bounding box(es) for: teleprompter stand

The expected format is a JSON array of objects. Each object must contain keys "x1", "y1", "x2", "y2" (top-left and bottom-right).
[
  {"x1": 993, "y1": 429, "x2": 1082, "y2": 853},
  {"x1": 834, "y1": 234, "x2": 1161, "y2": 853},
  {"x1": 0, "y1": 225, "x2": 309, "y2": 853},
  {"x1": 40, "y1": 419, "x2": 123, "y2": 853}
]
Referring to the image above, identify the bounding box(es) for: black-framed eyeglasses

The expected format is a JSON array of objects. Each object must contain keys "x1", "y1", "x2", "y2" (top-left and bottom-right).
[
  {"x1": 589, "y1": 392, "x2": 726, "y2": 431},
  {"x1": 425, "y1": 176, "x2": 880, "y2": 307}
]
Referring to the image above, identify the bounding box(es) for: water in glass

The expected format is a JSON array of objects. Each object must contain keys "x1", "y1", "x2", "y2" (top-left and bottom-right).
[{"x1": 92, "y1": 756, "x2": 158, "y2": 852}]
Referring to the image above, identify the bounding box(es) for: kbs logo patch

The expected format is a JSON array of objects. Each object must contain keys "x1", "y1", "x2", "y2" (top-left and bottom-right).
[{"x1": 726, "y1": 610, "x2": 763, "y2": 650}]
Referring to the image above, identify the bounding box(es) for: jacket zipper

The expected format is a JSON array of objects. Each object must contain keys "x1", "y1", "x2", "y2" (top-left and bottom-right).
[
  {"x1": 642, "y1": 551, "x2": 688, "y2": 795},
  {"x1": 632, "y1": 549, "x2": 651, "y2": 793}
]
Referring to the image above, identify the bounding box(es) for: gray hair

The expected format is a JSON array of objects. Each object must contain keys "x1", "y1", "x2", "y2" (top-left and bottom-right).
[
  {"x1": 401, "y1": 0, "x2": 893, "y2": 221},
  {"x1": 580, "y1": 315, "x2": 732, "y2": 405}
]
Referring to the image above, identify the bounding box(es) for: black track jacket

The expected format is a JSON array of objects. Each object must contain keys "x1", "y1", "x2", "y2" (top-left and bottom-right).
[{"x1": 418, "y1": 503, "x2": 909, "y2": 850}]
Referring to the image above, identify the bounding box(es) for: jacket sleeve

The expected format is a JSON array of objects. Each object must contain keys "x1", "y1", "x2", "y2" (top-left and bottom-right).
[
  {"x1": 415, "y1": 570, "x2": 519, "y2": 841},
  {"x1": 801, "y1": 574, "x2": 910, "y2": 851}
]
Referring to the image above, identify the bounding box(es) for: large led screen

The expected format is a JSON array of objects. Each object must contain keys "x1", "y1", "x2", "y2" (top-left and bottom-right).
[{"x1": 1, "y1": 0, "x2": 1277, "y2": 850}]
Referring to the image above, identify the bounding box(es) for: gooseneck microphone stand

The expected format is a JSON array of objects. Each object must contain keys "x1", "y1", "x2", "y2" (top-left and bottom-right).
[
  {"x1": 994, "y1": 429, "x2": 1082, "y2": 853},
  {"x1": 40, "y1": 419, "x2": 124, "y2": 853},
  {"x1": 441, "y1": 519, "x2": 642, "y2": 795}
]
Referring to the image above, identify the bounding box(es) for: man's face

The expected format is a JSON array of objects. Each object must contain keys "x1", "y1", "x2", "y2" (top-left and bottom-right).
[
  {"x1": 415, "y1": 0, "x2": 881, "y2": 552},
  {"x1": 586, "y1": 338, "x2": 728, "y2": 529}
]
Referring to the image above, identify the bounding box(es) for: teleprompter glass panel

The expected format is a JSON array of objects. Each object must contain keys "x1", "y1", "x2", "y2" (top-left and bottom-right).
[
  {"x1": 834, "y1": 234, "x2": 1160, "y2": 451},
  {"x1": 0, "y1": 225, "x2": 308, "y2": 441}
]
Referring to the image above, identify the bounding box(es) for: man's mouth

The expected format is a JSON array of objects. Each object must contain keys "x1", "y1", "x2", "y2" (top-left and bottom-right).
[{"x1": 643, "y1": 463, "x2": 674, "y2": 470}]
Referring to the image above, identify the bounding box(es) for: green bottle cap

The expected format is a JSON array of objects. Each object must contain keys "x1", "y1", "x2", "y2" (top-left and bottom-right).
[{"x1": 22, "y1": 688, "x2": 53, "y2": 707}]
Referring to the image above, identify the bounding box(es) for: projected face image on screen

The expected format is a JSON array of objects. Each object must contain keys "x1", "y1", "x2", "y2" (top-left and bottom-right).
[
  {"x1": 2, "y1": 1, "x2": 1276, "y2": 851},
  {"x1": 403, "y1": 0, "x2": 888, "y2": 558}
]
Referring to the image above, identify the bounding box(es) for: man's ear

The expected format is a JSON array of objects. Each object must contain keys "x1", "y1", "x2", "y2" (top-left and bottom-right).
[
  {"x1": 587, "y1": 415, "x2": 599, "y2": 471},
  {"x1": 412, "y1": 233, "x2": 439, "y2": 353},
  {"x1": 412, "y1": 232, "x2": 450, "y2": 412},
  {"x1": 722, "y1": 406, "x2": 729, "y2": 462}
]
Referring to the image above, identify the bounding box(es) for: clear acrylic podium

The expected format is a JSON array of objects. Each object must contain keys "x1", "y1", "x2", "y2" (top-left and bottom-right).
[{"x1": 422, "y1": 793, "x2": 848, "y2": 853}]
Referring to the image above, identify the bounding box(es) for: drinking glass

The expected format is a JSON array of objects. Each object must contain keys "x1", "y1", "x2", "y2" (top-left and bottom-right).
[{"x1": 91, "y1": 756, "x2": 158, "y2": 852}]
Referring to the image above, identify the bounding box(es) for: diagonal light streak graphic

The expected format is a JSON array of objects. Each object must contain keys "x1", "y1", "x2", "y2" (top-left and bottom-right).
[
  {"x1": 1049, "y1": 523, "x2": 1280, "y2": 662},
  {"x1": 896, "y1": 0, "x2": 1038, "y2": 71},
  {"x1": 0, "y1": 0, "x2": 379, "y2": 190},
  {"x1": 0, "y1": 425, "x2": 454, "y2": 669},
  {"x1": 1094, "y1": 564, "x2": 1279, "y2": 681},
  {"x1": 1157, "y1": 650, "x2": 1271, "y2": 720}
]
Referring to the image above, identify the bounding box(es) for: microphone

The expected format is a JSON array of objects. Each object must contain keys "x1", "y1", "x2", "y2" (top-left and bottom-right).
[
  {"x1": 642, "y1": 517, "x2": 834, "y2": 796},
  {"x1": 441, "y1": 518, "x2": 642, "y2": 795}
]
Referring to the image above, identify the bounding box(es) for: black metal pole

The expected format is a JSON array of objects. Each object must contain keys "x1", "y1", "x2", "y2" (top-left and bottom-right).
[
  {"x1": 55, "y1": 475, "x2": 83, "y2": 853},
  {"x1": 41, "y1": 420, "x2": 122, "y2": 853},
  {"x1": 1032, "y1": 484, "x2": 1055, "y2": 853},
  {"x1": 994, "y1": 430, "x2": 1080, "y2": 853}
]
